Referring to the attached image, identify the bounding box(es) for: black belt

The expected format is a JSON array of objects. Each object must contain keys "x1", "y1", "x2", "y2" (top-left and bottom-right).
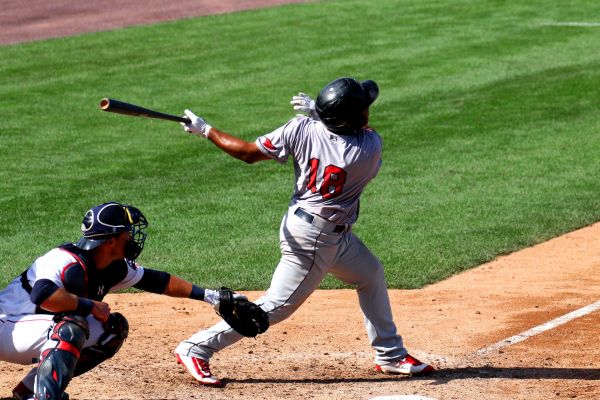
[{"x1": 294, "y1": 208, "x2": 346, "y2": 233}]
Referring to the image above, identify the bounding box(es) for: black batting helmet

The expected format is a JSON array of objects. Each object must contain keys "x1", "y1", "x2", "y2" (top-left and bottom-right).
[{"x1": 315, "y1": 77, "x2": 379, "y2": 134}]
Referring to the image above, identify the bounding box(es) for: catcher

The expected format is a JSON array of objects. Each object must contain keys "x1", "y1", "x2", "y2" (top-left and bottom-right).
[{"x1": 0, "y1": 202, "x2": 268, "y2": 400}]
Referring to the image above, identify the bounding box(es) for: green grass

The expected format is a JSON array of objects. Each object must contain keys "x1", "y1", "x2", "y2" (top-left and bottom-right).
[{"x1": 1, "y1": 0, "x2": 600, "y2": 289}]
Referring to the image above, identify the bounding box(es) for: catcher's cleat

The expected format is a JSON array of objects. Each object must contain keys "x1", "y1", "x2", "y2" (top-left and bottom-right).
[
  {"x1": 11, "y1": 381, "x2": 33, "y2": 400},
  {"x1": 375, "y1": 354, "x2": 435, "y2": 376},
  {"x1": 176, "y1": 354, "x2": 223, "y2": 387},
  {"x1": 12, "y1": 381, "x2": 70, "y2": 400}
]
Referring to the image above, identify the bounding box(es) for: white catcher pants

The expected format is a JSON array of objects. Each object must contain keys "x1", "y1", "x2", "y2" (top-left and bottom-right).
[
  {"x1": 176, "y1": 205, "x2": 408, "y2": 364},
  {"x1": 0, "y1": 312, "x2": 112, "y2": 390}
]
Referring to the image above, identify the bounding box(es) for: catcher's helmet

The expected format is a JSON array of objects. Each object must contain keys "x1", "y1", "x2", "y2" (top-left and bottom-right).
[
  {"x1": 315, "y1": 77, "x2": 379, "y2": 134},
  {"x1": 76, "y1": 202, "x2": 148, "y2": 260}
]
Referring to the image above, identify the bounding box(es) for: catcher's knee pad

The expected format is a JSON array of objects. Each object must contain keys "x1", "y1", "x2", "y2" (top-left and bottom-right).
[
  {"x1": 74, "y1": 312, "x2": 129, "y2": 377},
  {"x1": 36, "y1": 314, "x2": 89, "y2": 400}
]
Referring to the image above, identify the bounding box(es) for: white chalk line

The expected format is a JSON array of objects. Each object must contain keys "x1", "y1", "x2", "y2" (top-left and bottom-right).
[
  {"x1": 476, "y1": 299, "x2": 600, "y2": 356},
  {"x1": 222, "y1": 300, "x2": 599, "y2": 370},
  {"x1": 541, "y1": 22, "x2": 600, "y2": 27}
]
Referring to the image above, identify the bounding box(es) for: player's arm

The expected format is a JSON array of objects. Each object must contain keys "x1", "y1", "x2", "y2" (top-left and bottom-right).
[
  {"x1": 133, "y1": 268, "x2": 226, "y2": 305},
  {"x1": 32, "y1": 281, "x2": 110, "y2": 321},
  {"x1": 207, "y1": 127, "x2": 269, "y2": 164},
  {"x1": 162, "y1": 274, "x2": 198, "y2": 298},
  {"x1": 180, "y1": 109, "x2": 269, "y2": 164}
]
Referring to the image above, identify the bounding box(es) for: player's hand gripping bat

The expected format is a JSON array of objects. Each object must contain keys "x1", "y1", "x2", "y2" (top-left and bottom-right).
[{"x1": 99, "y1": 98, "x2": 191, "y2": 124}]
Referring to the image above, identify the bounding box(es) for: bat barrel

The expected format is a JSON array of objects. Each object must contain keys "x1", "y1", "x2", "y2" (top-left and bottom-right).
[{"x1": 99, "y1": 98, "x2": 190, "y2": 124}]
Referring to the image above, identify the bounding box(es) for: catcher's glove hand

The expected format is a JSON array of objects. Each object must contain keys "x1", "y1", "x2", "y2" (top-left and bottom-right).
[{"x1": 215, "y1": 287, "x2": 269, "y2": 337}]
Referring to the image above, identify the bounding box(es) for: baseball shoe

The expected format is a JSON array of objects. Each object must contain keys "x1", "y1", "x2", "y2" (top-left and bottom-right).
[
  {"x1": 12, "y1": 381, "x2": 69, "y2": 400},
  {"x1": 176, "y1": 353, "x2": 222, "y2": 387},
  {"x1": 11, "y1": 381, "x2": 33, "y2": 400},
  {"x1": 375, "y1": 354, "x2": 435, "y2": 376}
]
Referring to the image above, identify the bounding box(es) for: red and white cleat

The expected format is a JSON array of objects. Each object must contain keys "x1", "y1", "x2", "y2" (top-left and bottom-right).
[
  {"x1": 375, "y1": 354, "x2": 435, "y2": 376},
  {"x1": 176, "y1": 354, "x2": 223, "y2": 387}
]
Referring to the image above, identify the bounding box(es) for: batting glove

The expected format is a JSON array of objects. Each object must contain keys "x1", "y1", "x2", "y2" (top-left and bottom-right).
[
  {"x1": 290, "y1": 93, "x2": 314, "y2": 113},
  {"x1": 181, "y1": 109, "x2": 212, "y2": 138},
  {"x1": 204, "y1": 288, "x2": 248, "y2": 307},
  {"x1": 290, "y1": 92, "x2": 315, "y2": 113},
  {"x1": 290, "y1": 93, "x2": 320, "y2": 121}
]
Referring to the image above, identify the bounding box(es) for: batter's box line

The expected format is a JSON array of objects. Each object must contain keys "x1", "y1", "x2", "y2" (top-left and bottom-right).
[{"x1": 475, "y1": 299, "x2": 600, "y2": 357}]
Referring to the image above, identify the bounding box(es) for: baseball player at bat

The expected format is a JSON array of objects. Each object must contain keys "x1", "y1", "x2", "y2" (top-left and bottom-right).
[
  {"x1": 174, "y1": 77, "x2": 434, "y2": 387},
  {"x1": 0, "y1": 202, "x2": 254, "y2": 400}
]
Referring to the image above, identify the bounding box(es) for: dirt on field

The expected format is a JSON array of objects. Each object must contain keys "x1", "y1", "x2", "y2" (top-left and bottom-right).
[
  {"x1": 1, "y1": 1, "x2": 599, "y2": 399},
  {"x1": 0, "y1": 0, "x2": 313, "y2": 46},
  {"x1": 1, "y1": 222, "x2": 599, "y2": 400}
]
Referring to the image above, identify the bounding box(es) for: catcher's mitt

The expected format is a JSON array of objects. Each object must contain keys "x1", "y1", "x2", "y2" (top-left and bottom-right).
[{"x1": 215, "y1": 288, "x2": 269, "y2": 337}]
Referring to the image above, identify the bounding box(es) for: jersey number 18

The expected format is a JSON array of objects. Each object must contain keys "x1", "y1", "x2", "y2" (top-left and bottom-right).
[{"x1": 307, "y1": 158, "x2": 347, "y2": 199}]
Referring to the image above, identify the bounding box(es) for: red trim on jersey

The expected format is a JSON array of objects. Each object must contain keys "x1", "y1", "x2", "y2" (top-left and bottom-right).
[
  {"x1": 58, "y1": 248, "x2": 88, "y2": 273},
  {"x1": 6, "y1": 317, "x2": 55, "y2": 324},
  {"x1": 60, "y1": 262, "x2": 80, "y2": 283},
  {"x1": 263, "y1": 138, "x2": 276, "y2": 151},
  {"x1": 57, "y1": 248, "x2": 89, "y2": 296}
]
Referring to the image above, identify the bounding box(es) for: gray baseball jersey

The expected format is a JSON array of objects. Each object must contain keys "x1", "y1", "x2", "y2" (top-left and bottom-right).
[{"x1": 256, "y1": 115, "x2": 382, "y2": 224}]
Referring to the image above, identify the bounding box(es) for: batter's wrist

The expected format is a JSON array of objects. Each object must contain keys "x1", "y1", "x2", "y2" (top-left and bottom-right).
[{"x1": 203, "y1": 125, "x2": 213, "y2": 138}]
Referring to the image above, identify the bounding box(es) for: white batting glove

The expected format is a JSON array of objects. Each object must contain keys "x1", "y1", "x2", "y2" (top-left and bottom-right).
[
  {"x1": 181, "y1": 109, "x2": 212, "y2": 138},
  {"x1": 290, "y1": 93, "x2": 314, "y2": 114},
  {"x1": 204, "y1": 288, "x2": 248, "y2": 307},
  {"x1": 290, "y1": 93, "x2": 320, "y2": 121}
]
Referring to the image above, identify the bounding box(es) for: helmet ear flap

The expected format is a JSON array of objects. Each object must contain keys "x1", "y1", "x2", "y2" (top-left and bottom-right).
[{"x1": 360, "y1": 80, "x2": 379, "y2": 106}]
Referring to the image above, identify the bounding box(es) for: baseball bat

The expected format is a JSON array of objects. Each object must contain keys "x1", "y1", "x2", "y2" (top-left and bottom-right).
[{"x1": 99, "y1": 98, "x2": 190, "y2": 124}]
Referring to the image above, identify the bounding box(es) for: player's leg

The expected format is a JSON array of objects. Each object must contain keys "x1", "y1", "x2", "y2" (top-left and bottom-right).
[
  {"x1": 11, "y1": 367, "x2": 37, "y2": 400},
  {"x1": 35, "y1": 314, "x2": 89, "y2": 400},
  {"x1": 2, "y1": 312, "x2": 128, "y2": 398},
  {"x1": 175, "y1": 209, "x2": 336, "y2": 383},
  {"x1": 74, "y1": 312, "x2": 129, "y2": 376},
  {"x1": 330, "y1": 233, "x2": 434, "y2": 374},
  {"x1": 329, "y1": 233, "x2": 407, "y2": 363},
  {"x1": 177, "y1": 254, "x2": 330, "y2": 357},
  {"x1": 0, "y1": 314, "x2": 55, "y2": 399},
  {"x1": 0, "y1": 313, "x2": 54, "y2": 364},
  {"x1": 176, "y1": 232, "x2": 333, "y2": 360}
]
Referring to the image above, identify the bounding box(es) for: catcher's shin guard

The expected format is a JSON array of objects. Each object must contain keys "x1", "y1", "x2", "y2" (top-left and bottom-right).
[
  {"x1": 35, "y1": 315, "x2": 89, "y2": 400},
  {"x1": 74, "y1": 312, "x2": 129, "y2": 377}
]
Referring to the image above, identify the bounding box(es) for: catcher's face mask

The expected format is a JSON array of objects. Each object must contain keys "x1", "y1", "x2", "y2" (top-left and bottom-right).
[{"x1": 123, "y1": 205, "x2": 148, "y2": 261}]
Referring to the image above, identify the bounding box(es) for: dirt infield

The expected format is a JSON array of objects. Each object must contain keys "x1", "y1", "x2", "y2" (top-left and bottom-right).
[
  {"x1": 0, "y1": 0, "x2": 313, "y2": 46},
  {"x1": 1, "y1": 1, "x2": 599, "y2": 399},
  {"x1": 1, "y1": 222, "x2": 599, "y2": 399}
]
